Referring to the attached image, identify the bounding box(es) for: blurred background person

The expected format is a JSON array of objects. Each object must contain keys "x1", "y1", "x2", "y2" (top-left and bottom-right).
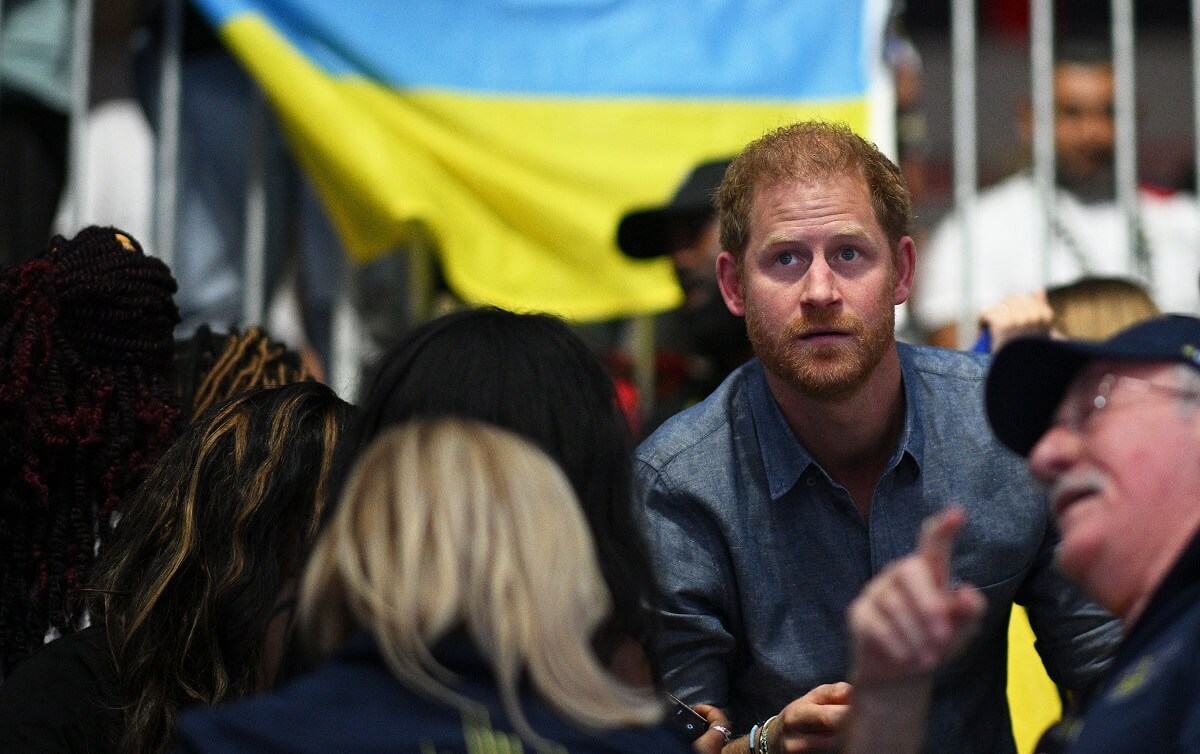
[
  {"x1": 0, "y1": 382, "x2": 351, "y2": 754},
  {"x1": 0, "y1": 226, "x2": 180, "y2": 676},
  {"x1": 913, "y1": 38, "x2": 1200, "y2": 348},
  {"x1": 176, "y1": 419, "x2": 691, "y2": 754},
  {"x1": 975, "y1": 276, "x2": 1160, "y2": 352},
  {"x1": 615, "y1": 159, "x2": 752, "y2": 433}
]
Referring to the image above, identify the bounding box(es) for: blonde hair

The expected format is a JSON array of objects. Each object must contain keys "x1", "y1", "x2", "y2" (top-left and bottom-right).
[
  {"x1": 297, "y1": 419, "x2": 664, "y2": 747},
  {"x1": 1047, "y1": 277, "x2": 1159, "y2": 340}
]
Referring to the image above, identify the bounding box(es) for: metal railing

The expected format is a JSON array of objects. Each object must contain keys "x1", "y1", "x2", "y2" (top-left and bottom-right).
[{"x1": 4, "y1": 1, "x2": 1197, "y2": 399}]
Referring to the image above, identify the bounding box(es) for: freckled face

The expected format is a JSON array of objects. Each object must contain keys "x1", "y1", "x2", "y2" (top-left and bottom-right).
[{"x1": 720, "y1": 171, "x2": 911, "y2": 401}]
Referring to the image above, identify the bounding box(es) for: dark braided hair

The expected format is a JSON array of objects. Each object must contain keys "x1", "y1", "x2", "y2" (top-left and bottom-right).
[
  {"x1": 174, "y1": 326, "x2": 310, "y2": 422},
  {"x1": 0, "y1": 226, "x2": 181, "y2": 673}
]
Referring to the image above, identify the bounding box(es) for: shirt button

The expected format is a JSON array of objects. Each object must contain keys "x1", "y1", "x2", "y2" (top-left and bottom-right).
[{"x1": 806, "y1": 476, "x2": 817, "y2": 487}]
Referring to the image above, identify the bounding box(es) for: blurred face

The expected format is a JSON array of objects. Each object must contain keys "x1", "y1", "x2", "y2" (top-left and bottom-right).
[
  {"x1": 1054, "y1": 63, "x2": 1116, "y2": 187},
  {"x1": 668, "y1": 216, "x2": 722, "y2": 303},
  {"x1": 1028, "y1": 361, "x2": 1200, "y2": 622},
  {"x1": 715, "y1": 171, "x2": 913, "y2": 401}
]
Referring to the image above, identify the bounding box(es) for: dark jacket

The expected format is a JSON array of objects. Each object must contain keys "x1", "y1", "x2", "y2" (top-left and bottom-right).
[{"x1": 176, "y1": 634, "x2": 692, "y2": 754}]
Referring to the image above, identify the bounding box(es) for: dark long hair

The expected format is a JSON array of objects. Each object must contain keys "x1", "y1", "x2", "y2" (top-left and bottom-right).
[
  {"x1": 0, "y1": 227, "x2": 180, "y2": 673},
  {"x1": 329, "y1": 307, "x2": 660, "y2": 669},
  {"x1": 89, "y1": 382, "x2": 351, "y2": 754}
]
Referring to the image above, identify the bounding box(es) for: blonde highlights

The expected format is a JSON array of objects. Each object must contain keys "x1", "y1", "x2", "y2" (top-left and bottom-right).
[{"x1": 298, "y1": 420, "x2": 664, "y2": 747}]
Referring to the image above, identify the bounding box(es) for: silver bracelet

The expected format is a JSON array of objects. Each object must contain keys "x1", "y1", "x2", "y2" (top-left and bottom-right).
[{"x1": 757, "y1": 715, "x2": 779, "y2": 754}]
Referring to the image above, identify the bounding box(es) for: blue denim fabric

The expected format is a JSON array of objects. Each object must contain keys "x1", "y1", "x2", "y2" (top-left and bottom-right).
[{"x1": 634, "y1": 344, "x2": 1120, "y2": 754}]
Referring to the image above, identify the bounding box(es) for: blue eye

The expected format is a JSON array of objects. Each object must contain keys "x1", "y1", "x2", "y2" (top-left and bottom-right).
[
  {"x1": 778, "y1": 252, "x2": 796, "y2": 265},
  {"x1": 838, "y1": 247, "x2": 860, "y2": 261}
]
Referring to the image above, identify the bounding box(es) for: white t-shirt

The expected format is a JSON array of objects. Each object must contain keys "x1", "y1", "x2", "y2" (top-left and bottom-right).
[{"x1": 912, "y1": 173, "x2": 1200, "y2": 331}]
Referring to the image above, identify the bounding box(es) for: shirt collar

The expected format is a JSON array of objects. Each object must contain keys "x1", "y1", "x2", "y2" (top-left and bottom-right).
[{"x1": 747, "y1": 346, "x2": 925, "y2": 502}]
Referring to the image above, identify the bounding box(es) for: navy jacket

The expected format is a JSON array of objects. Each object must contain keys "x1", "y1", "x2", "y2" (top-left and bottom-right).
[
  {"x1": 1067, "y1": 528, "x2": 1200, "y2": 753},
  {"x1": 176, "y1": 634, "x2": 692, "y2": 754}
]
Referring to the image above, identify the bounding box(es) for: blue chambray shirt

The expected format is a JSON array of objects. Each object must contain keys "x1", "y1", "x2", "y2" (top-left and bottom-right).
[{"x1": 634, "y1": 344, "x2": 1120, "y2": 754}]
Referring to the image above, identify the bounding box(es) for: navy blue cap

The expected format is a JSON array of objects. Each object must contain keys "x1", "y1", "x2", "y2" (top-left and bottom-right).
[
  {"x1": 986, "y1": 314, "x2": 1200, "y2": 456},
  {"x1": 616, "y1": 159, "x2": 732, "y2": 259}
]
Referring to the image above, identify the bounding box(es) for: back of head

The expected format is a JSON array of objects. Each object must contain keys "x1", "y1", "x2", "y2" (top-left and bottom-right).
[
  {"x1": 339, "y1": 307, "x2": 655, "y2": 665},
  {"x1": 91, "y1": 382, "x2": 351, "y2": 754},
  {"x1": 0, "y1": 226, "x2": 181, "y2": 672},
  {"x1": 717, "y1": 121, "x2": 912, "y2": 260},
  {"x1": 174, "y1": 326, "x2": 312, "y2": 422},
  {"x1": 1047, "y1": 277, "x2": 1159, "y2": 340},
  {"x1": 299, "y1": 420, "x2": 663, "y2": 747}
]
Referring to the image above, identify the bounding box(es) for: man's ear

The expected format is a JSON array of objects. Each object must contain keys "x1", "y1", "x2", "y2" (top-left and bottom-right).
[
  {"x1": 893, "y1": 236, "x2": 916, "y2": 305},
  {"x1": 716, "y1": 251, "x2": 746, "y2": 316}
]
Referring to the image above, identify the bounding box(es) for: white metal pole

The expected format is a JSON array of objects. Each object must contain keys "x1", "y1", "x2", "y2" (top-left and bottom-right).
[
  {"x1": 0, "y1": 0, "x2": 7, "y2": 117},
  {"x1": 241, "y1": 92, "x2": 268, "y2": 327},
  {"x1": 67, "y1": 0, "x2": 93, "y2": 233},
  {"x1": 1111, "y1": 0, "x2": 1139, "y2": 276},
  {"x1": 154, "y1": 0, "x2": 183, "y2": 269},
  {"x1": 951, "y1": 0, "x2": 977, "y2": 348},
  {"x1": 1193, "y1": 0, "x2": 1200, "y2": 237},
  {"x1": 1030, "y1": 0, "x2": 1056, "y2": 288},
  {"x1": 330, "y1": 267, "x2": 360, "y2": 402}
]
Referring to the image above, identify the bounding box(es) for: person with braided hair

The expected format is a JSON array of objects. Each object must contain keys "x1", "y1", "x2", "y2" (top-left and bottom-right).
[
  {"x1": 0, "y1": 382, "x2": 351, "y2": 754},
  {"x1": 0, "y1": 226, "x2": 181, "y2": 676},
  {"x1": 173, "y1": 325, "x2": 311, "y2": 422}
]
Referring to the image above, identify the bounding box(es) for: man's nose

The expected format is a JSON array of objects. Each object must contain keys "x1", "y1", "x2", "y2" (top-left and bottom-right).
[
  {"x1": 1028, "y1": 424, "x2": 1081, "y2": 485},
  {"x1": 800, "y1": 256, "x2": 839, "y2": 306}
]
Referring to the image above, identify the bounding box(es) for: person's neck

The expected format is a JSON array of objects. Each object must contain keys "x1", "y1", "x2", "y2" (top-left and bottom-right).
[
  {"x1": 764, "y1": 347, "x2": 906, "y2": 520},
  {"x1": 1119, "y1": 516, "x2": 1200, "y2": 631},
  {"x1": 1055, "y1": 168, "x2": 1116, "y2": 205}
]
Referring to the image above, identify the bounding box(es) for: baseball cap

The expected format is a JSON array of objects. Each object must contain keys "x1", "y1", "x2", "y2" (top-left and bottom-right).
[
  {"x1": 986, "y1": 314, "x2": 1200, "y2": 457},
  {"x1": 616, "y1": 159, "x2": 732, "y2": 259}
]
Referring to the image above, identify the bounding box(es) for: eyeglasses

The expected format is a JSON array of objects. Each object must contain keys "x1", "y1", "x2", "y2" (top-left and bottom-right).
[{"x1": 1051, "y1": 372, "x2": 1200, "y2": 433}]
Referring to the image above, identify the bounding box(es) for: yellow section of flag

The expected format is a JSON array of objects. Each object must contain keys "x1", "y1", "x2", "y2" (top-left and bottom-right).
[{"x1": 219, "y1": 13, "x2": 869, "y2": 320}]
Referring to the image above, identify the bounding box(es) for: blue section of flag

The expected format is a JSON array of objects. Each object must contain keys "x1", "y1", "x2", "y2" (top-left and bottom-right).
[{"x1": 194, "y1": 0, "x2": 867, "y2": 99}]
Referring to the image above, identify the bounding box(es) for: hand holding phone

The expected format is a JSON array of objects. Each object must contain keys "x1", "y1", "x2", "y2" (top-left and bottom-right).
[{"x1": 665, "y1": 693, "x2": 710, "y2": 741}]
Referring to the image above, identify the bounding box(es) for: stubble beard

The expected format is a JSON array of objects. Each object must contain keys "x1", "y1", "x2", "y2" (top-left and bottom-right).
[{"x1": 746, "y1": 290, "x2": 895, "y2": 403}]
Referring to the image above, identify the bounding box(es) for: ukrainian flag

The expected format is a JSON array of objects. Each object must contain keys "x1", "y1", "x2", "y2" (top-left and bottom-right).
[{"x1": 194, "y1": 0, "x2": 891, "y2": 320}]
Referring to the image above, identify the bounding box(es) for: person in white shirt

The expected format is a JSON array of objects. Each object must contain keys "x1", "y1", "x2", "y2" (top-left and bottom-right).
[{"x1": 913, "y1": 40, "x2": 1200, "y2": 348}]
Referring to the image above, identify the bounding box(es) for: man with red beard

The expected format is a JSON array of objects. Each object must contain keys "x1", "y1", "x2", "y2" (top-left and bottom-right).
[{"x1": 633, "y1": 122, "x2": 1118, "y2": 754}]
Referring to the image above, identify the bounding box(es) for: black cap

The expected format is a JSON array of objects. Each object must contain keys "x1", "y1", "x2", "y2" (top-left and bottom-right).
[
  {"x1": 986, "y1": 315, "x2": 1200, "y2": 457},
  {"x1": 616, "y1": 159, "x2": 732, "y2": 259}
]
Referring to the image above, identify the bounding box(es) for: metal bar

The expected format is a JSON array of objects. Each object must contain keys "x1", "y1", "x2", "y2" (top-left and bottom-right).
[
  {"x1": 329, "y1": 266, "x2": 360, "y2": 401},
  {"x1": 67, "y1": 0, "x2": 93, "y2": 233},
  {"x1": 0, "y1": 0, "x2": 7, "y2": 118},
  {"x1": 1030, "y1": 0, "x2": 1056, "y2": 288},
  {"x1": 1112, "y1": 0, "x2": 1139, "y2": 275},
  {"x1": 153, "y1": 0, "x2": 183, "y2": 268},
  {"x1": 950, "y1": 0, "x2": 977, "y2": 347},
  {"x1": 1193, "y1": 0, "x2": 1200, "y2": 227},
  {"x1": 630, "y1": 315, "x2": 656, "y2": 421},
  {"x1": 241, "y1": 92, "x2": 268, "y2": 326},
  {"x1": 406, "y1": 227, "x2": 434, "y2": 326}
]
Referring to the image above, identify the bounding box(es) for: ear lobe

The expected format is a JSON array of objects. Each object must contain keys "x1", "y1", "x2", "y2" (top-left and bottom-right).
[
  {"x1": 716, "y1": 251, "x2": 746, "y2": 316},
  {"x1": 893, "y1": 236, "x2": 916, "y2": 305}
]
